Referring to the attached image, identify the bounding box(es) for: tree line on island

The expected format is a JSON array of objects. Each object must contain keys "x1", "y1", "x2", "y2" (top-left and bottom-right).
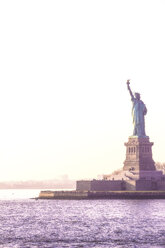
[{"x1": 109, "y1": 162, "x2": 165, "y2": 177}]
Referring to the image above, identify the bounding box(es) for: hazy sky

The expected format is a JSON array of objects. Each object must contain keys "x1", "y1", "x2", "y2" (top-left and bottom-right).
[{"x1": 0, "y1": 0, "x2": 165, "y2": 181}]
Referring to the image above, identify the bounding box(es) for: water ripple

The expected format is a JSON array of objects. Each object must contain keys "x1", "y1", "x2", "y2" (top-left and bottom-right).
[{"x1": 0, "y1": 199, "x2": 165, "y2": 247}]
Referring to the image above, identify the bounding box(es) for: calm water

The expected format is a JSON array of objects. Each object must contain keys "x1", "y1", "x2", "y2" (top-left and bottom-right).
[{"x1": 0, "y1": 190, "x2": 165, "y2": 247}]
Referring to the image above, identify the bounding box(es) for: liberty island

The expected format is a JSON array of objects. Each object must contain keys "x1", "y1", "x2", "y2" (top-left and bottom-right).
[{"x1": 39, "y1": 80, "x2": 165, "y2": 199}]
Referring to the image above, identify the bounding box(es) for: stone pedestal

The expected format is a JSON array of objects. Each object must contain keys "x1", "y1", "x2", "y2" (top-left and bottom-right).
[
  {"x1": 123, "y1": 136, "x2": 157, "y2": 179},
  {"x1": 102, "y1": 135, "x2": 165, "y2": 190}
]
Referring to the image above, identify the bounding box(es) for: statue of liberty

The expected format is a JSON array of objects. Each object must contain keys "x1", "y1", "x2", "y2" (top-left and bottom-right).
[{"x1": 126, "y1": 80, "x2": 147, "y2": 137}]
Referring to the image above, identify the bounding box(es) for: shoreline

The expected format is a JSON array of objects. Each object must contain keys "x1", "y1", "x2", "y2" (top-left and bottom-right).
[{"x1": 37, "y1": 190, "x2": 165, "y2": 200}]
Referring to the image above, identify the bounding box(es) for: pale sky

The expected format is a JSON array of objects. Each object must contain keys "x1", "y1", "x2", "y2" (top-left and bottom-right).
[{"x1": 0, "y1": 0, "x2": 165, "y2": 181}]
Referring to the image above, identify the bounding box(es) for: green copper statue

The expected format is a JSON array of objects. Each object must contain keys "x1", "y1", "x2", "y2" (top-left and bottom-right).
[{"x1": 127, "y1": 80, "x2": 147, "y2": 137}]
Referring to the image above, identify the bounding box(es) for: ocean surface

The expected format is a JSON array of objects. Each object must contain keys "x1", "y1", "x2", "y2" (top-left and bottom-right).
[{"x1": 0, "y1": 190, "x2": 165, "y2": 248}]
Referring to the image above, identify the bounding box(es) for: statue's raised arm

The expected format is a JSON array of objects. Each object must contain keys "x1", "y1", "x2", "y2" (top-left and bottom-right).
[{"x1": 126, "y1": 80, "x2": 134, "y2": 100}]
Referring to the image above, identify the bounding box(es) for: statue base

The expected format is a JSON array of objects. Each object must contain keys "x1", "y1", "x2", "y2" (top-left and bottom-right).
[
  {"x1": 123, "y1": 136, "x2": 156, "y2": 175},
  {"x1": 102, "y1": 135, "x2": 165, "y2": 190}
]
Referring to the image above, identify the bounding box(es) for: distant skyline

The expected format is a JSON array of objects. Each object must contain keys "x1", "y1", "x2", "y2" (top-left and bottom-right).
[{"x1": 0, "y1": 1, "x2": 165, "y2": 181}]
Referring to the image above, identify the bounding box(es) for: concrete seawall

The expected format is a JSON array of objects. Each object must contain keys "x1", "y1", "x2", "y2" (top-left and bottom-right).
[
  {"x1": 38, "y1": 190, "x2": 165, "y2": 200},
  {"x1": 39, "y1": 190, "x2": 88, "y2": 199}
]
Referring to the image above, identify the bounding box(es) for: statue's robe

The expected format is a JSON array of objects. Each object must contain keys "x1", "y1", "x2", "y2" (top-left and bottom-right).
[{"x1": 131, "y1": 97, "x2": 147, "y2": 137}]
